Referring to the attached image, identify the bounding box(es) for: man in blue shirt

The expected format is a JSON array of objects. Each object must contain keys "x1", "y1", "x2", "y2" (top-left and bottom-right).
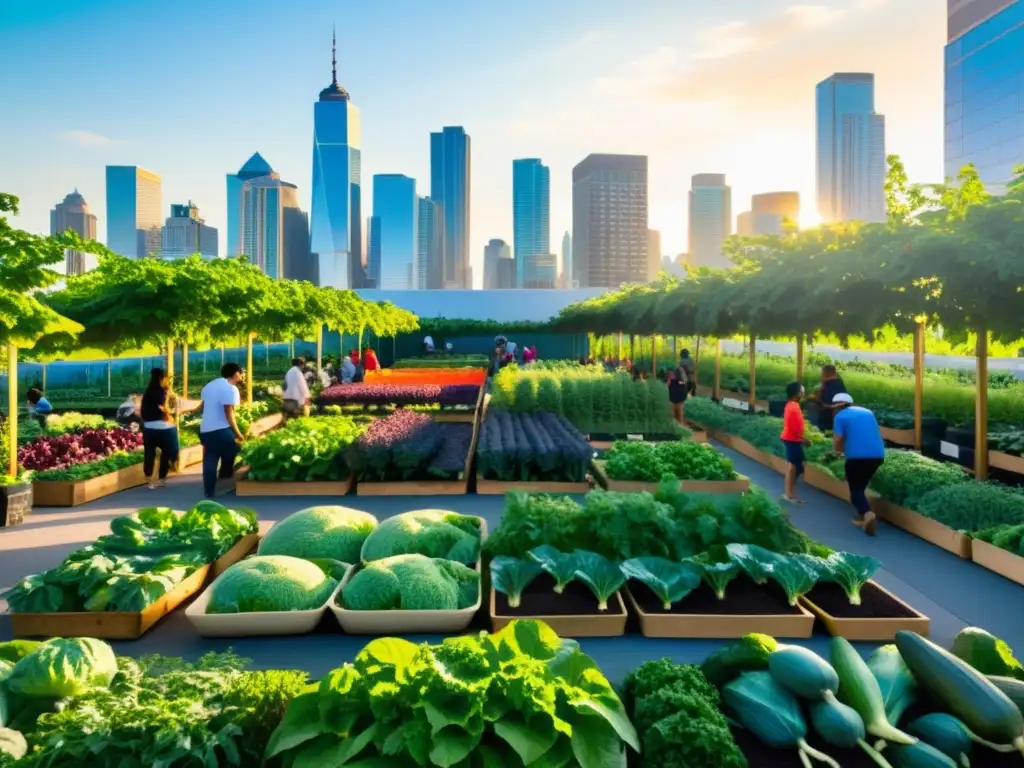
[{"x1": 832, "y1": 393, "x2": 885, "y2": 536}]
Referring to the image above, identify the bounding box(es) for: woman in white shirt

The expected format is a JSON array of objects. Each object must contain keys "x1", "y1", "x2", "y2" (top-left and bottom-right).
[{"x1": 282, "y1": 357, "x2": 311, "y2": 420}]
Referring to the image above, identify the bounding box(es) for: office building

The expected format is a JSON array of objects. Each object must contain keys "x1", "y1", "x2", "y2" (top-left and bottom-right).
[
  {"x1": 497, "y1": 251, "x2": 516, "y2": 289},
  {"x1": 571, "y1": 154, "x2": 649, "y2": 288},
  {"x1": 816, "y1": 73, "x2": 886, "y2": 223},
  {"x1": 161, "y1": 202, "x2": 218, "y2": 260},
  {"x1": 417, "y1": 197, "x2": 443, "y2": 289},
  {"x1": 512, "y1": 158, "x2": 550, "y2": 287},
  {"x1": 561, "y1": 231, "x2": 572, "y2": 288},
  {"x1": 688, "y1": 174, "x2": 732, "y2": 269},
  {"x1": 430, "y1": 126, "x2": 471, "y2": 288},
  {"x1": 524, "y1": 253, "x2": 557, "y2": 289},
  {"x1": 105, "y1": 166, "x2": 162, "y2": 258},
  {"x1": 647, "y1": 229, "x2": 662, "y2": 280},
  {"x1": 738, "y1": 191, "x2": 800, "y2": 236},
  {"x1": 945, "y1": 0, "x2": 1024, "y2": 191},
  {"x1": 232, "y1": 156, "x2": 306, "y2": 280},
  {"x1": 50, "y1": 189, "x2": 98, "y2": 276},
  {"x1": 483, "y1": 238, "x2": 511, "y2": 289},
  {"x1": 283, "y1": 207, "x2": 313, "y2": 282},
  {"x1": 737, "y1": 211, "x2": 754, "y2": 237},
  {"x1": 226, "y1": 152, "x2": 273, "y2": 257},
  {"x1": 310, "y1": 29, "x2": 363, "y2": 288},
  {"x1": 369, "y1": 174, "x2": 418, "y2": 290}
]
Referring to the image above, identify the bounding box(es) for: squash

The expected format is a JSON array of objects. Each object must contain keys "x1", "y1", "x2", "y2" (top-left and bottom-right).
[
  {"x1": 989, "y1": 675, "x2": 1024, "y2": 716},
  {"x1": 883, "y1": 741, "x2": 958, "y2": 768},
  {"x1": 722, "y1": 671, "x2": 839, "y2": 767},
  {"x1": 895, "y1": 631, "x2": 1024, "y2": 755},
  {"x1": 906, "y1": 714, "x2": 971, "y2": 767},
  {"x1": 830, "y1": 637, "x2": 916, "y2": 745},
  {"x1": 867, "y1": 644, "x2": 918, "y2": 726},
  {"x1": 810, "y1": 692, "x2": 894, "y2": 768},
  {"x1": 769, "y1": 646, "x2": 839, "y2": 699}
]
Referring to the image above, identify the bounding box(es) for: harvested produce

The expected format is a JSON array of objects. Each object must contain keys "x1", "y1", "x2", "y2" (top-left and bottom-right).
[
  {"x1": 5, "y1": 638, "x2": 117, "y2": 699},
  {"x1": 809, "y1": 695, "x2": 892, "y2": 767},
  {"x1": 359, "y1": 509, "x2": 481, "y2": 563},
  {"x1": 257, "y1": 505, "x2": 377, "y2": 564},
  {"x1": 882, "y1": 741, "x2": 958, "y2": 768},
  {"x1": 768, "y1": 645, "x2": 839, "y2": 700},
  {"x1": 951, "y1": 626, "x2": 1024, "y2": 680},
  {"x1": 206, "y1": 556, "x2": 339, "y2": 613},
  {"x1": 831, "y1": 637, "x2": 916, "y2": 744},
  {"x1": 867, "y1": 644, "x2": 918, "y2": 726},
  {"x1": 340, "y1": 554, "x2": 479, "y2": 610},
  {"x1": 701, "y1": 633, "x2": 779, "y2": 687},
  {"x1": 906, "y1": 713, "x2": 978, "y2": 765}
]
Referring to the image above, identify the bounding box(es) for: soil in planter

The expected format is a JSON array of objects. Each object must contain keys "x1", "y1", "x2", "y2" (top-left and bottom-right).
[
  {"x1": 632, "y1": 575, "x2": 802, "y2": 616},
  {"x1": 805, "y1": 581, "x2": 920, "y2": 619},
  {"x1": 494, "y1": 573, "x2": 624, "y2": 617}
]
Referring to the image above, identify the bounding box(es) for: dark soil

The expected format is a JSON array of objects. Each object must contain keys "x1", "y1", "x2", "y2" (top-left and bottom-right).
[
  {"x1": 805, "y1": 581, "x2": 921, "y2": 619},
  {"x1": 631, "y1": 575, "x2": 802, "y2": 616},
  {"x1": 495, "y1": 573, "x2": 624, "y2": 617}
]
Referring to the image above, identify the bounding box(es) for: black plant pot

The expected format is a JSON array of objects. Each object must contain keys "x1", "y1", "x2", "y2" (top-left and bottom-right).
[{"x1": 0, "y1": 481, "x2": 32, "y2": 527}]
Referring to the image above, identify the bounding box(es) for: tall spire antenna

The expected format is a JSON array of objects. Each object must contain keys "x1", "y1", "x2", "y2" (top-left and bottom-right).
[{"x1": 331, "y1": 25, "x2": 337, "y2": 85}]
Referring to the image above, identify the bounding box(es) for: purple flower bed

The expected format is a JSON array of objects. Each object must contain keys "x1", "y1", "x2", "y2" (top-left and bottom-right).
[
  {"x1": 349, "y1": 411, "x2": 472, "y2": 483},
  {"x1": 318, "y1": 383, "x2": 479, "y2": 408},
  {"x1": 477, "y1": 412, "x2": 593, "y2": 483},
  {"x1": 18, "y1": 428, "x2": 145, "y2": 472}
]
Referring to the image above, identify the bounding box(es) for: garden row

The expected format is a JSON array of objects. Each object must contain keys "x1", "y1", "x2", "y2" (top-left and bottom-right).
[{"x1": 685, "y1": 396, "x2": 1024, "y2": 590}]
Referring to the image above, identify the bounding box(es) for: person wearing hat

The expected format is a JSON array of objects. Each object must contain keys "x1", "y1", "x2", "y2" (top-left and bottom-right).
[{"x1": 832, "y1": 392, "x2": 885, "y2": 535}]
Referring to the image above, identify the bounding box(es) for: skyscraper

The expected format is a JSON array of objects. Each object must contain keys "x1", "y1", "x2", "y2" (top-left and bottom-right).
[
  {"x1": 50, "y1": 189, "x2": 98, "y2": 276},
  {"x1": 737, "y1": 191, "x2": 801, "y2": 237},
  {"x1": 227, "y1": 152, "x2": 273, "y2": 257},
  {"x1": 688, "y1": 174, "x2": 732, "y2": 269},
  {"x1": 523, "y1": 253, "x2": 557, "y2": 289},
  {"x1": 483, "y1": 239, "x2": 511, "y2": 289},
  {"x1": 430, "y1": 126, "x2": 471, "y2": 288},
  {"x1": 512, "y1": 158, "x2": 550, "y2": 287},
  {"x1": 370, "y1": 174, "x2": 419, "y2": 290},
  {"x1": 945, "y1": 0, "x2": 1024, "y2": 191},
  {"x1": 310, "y1": 29, "x2": 363, "y2": 289},
  {"x1": 816, "y1": 73, "x2": 886, "y2": 223},
  {"x1": 417, "y1": 197, "x2": 443, "y2": 289},
  {"x1": 571, "y1": 154, "x2": 649, "y2": 288},
  {"x1": 105, "y1": 166, "x2": 162, "y2": 258},
  {"x1": 736, "y1": 211, "x2": 754, "y2": 237},
  {"x1": 162, "y1": 202, "x2": 218, "y2": 260},
  {"x1": 561, "y1": 231, "x2": 572, "y2": 288},
  {"x1": 647, "y1": 229, "x2": 662, "y2": 281},
  {"x1": 234, "y1": 156, "x2": 307, "y2": 280}
]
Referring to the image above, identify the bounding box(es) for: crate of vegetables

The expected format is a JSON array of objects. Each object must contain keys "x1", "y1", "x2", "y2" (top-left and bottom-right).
[
  {"x1": 353, "y1": 411, "x2": 477, "y2": 495},
  {"x1": 591, "y1": 441, "x2": 750, "y2": 494},
  {"x1": 331, "y1": 510, "x2": 486, "y2": 634},
  {"x1": 475, "y1": 411, "x2": 595, "y2": 494},
  {"x1": 5, "y1": 501, "x2": 259, "y2": 639},
  {"x1": 20, "y1": 428, "x2": 147, "y2": 507}
]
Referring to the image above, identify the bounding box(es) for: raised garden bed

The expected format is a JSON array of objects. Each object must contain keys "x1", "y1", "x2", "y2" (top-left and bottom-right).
[
  {"x1": 799, "y1": 580, "x2": 929, "y2": 640},
  {"x1": 624, "y1": 577, "x2": 814, "y2": 638},
  {"x1": 11, "y1": 534, "x2": 253, "y2": 640},
  {"x1": 990, "y1": 449, "x2": 1024, "y2": 475},
  {"x1": 802, "y1": 463, "x2": 850, "y2": 501},
  {"x1": 879, "y1": 425, "x2": 916, "y2": 446},
  {"x1": 588, "y1": 430, "x2": 709, "y2": 451},
  {"x1": 971, "y1": 539, "x2": 1024, "y2": 587},
  {"x1": 590, "y1": 460, "x2": 749, "y2": 494},
  {"x1": 0, "y1": 481, "x2": 32, "y2": 527},
  {"x1": 234, "y1": 467, "x2": 355, "y2": 497},
  {"x1": 873, "y1": 496, "x2": 973, "y2": 559},
  {"x1": 476, "y1": 477, "x2": 592, "y2": 495},
  {"x1": 489, "y1": 573, "x2": 627, "y2": 637},
  {"x1": 32, "y1": 462, "x2": 148, "y2": 507}
]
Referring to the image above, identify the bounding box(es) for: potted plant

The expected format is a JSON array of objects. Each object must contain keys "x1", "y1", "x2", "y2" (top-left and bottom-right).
[{"x1": 0, "y1": 472, "x2": 32, "y2": 527}]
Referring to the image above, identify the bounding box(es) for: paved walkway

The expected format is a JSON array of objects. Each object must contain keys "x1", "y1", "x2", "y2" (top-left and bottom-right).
[{"x1": 1, "y1": 445, "x2": 1021, "y2": 684}]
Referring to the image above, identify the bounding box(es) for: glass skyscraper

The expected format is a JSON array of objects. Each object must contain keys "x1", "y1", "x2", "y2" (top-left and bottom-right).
[
  {"x1": 430, "y1": 126, "x2": 470, "y2": 288},
  {"x1": 945, "y1": 0, "x2": 1024, "y2": 191},
  {"x1": 815, "y1": 73, "x2": 886, "y2": 223},
  {"x1": 369, "y1": 174, "x2": 418, "y2": 290},
  {"x1": 227, "y1": 152, "x2": 273, "y2": 256},
  {"x1": 105, "y1": 166, "x2": 162, "y2": 258},
  {"x1": 512, "y1": 158, "x2": 550, "y2": 288},
  {"x1": 688, "y1": 174, "x2": 732, "y2": 269},
  {"x1": 310, "y1": 31, "x2": 362, "y2": 288},
  {"x1": 417, "y1": 197, "x2": 442, "y2": 289}
]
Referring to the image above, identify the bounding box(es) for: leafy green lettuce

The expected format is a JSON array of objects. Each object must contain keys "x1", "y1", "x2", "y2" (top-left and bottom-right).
[
  {"x1": 621, "y1": 557, "x2": 702, "y2": 610},
  {"x1": 491, "y1": 557, "x2": 543, "y2": 608},
  {"x1": 528, "y1": 545, "x2": 579, "y2": 593},
  {"x1": 574, "y1": 551, "x2": 627, "y2": 611}
]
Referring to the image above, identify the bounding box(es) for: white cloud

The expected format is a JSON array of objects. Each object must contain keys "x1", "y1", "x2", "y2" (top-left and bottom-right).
[{"x1": 58, "y1": 130, "x2": 117, "y2": 148}]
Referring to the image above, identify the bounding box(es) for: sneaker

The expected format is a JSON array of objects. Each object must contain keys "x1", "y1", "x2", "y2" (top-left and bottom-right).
[{"x1": 147, "y1": 479, "x2": 157, "y2": 490}]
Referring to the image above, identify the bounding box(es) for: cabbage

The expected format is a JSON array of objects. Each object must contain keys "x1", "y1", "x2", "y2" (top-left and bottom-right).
[
  {"x1": 206, "y1": 556, "x2": 338, "y2": 613},
  {"x1": 360, "y1": 509, "x2": 481, "y2": 563},
  {"x1": 5, "y1": 638, "x2": 117, "y2": 698},
  {"x1": 0, "y1": 641, "x2": 41, "y2": 666},
  {"x1": 257, "y1": 506, "x2": 377, "y2": 564}
]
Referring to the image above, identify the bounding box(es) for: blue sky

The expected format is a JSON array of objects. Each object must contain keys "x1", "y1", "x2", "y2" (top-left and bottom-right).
[{"x1": 1, "y1": 0, "x2": 945, "y2": 285}]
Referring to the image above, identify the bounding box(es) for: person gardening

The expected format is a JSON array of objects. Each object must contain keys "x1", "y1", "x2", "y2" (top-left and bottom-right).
[
  {"x1": 815, "y1": 364, "x2": 848, "y2": 431},
  {"x1": 282, "y1": 356, "x2": 311, "y2": 420},
  {"x1": 832, "y1": 392, "x2": 885, "y2": 536},
  {"x1": 199, "y1": 363, "x2": 246, "y2": 499},
  {"x1": 667, "y1": 356, "x2": 690, "y2": 425},
  {"x1": 780, "y1": 381, "x2": 807, "y2": 504},
  {"x1": 140, "y1": 368, "x2": 179, "y2": 489},
  {"x1": 678, "y1": 349, "x2": 696, "y2": 396}
]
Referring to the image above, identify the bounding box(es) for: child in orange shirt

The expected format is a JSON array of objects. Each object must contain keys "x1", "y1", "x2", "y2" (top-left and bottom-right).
[{"x1": 780, "y1": 381, "x2": 807, "y2": 503}]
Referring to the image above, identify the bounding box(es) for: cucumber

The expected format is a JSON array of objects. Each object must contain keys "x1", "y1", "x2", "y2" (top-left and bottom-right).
[
  {"x1": 830, "y1": 637, "x2": 917, "y2": 745},
  {"x1": 989, "y1": 675, "x2": 1024, "y2": 716},
  {"x1": 867, "y1": 644, "x2": 918, "y2": 725},
  {"x1": 810, "y1": 692, "x2": 895, "y2": 768},
  {"x1": 722, "y1": 671, "x2": 840, "y2": 766},
  {"x1": 906, "y1": 714, "x2": 971, "y2": 767},
  {"x1": 895, "y1": 631, "x2": 1024, "y2": 754},
  {"x1": 769, "y1": 645, "x2": 840, "y2": 699},
  {"x1": 884, "y1": 740, "x2": 958, "y2": 768}
]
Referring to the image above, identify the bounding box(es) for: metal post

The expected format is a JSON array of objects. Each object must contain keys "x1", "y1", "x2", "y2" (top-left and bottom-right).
[
  {"x1": 796, "y1": 334, "x2": 805, "y2": 384},
  {"x1": 182, "y1": 342, "x2": 189, "y2": 400},
  {"x1": 7, "y1": 343, "x2": 18, "y2": 478},
  {"x1": 748, "y1": 335, "x2": 757, "y2": 407},
  {"x1": 975, "y1": 330, "x2": 989, "y2": 480},
  {"x1": 247, "y1": 333, "x2": 255, "y2": 403},
  {"x1": 107, "y1": 359, "x2": 112, "y2": 398},
  {"x1": 914, "y1": 322, "x2": 924, "y2": 451},
  {"x1": 167, "y1": 340, "x2": 175, "y2": 383},
  {"x1": 41, "y1": 362, "x2": 47, "y2": 394}
]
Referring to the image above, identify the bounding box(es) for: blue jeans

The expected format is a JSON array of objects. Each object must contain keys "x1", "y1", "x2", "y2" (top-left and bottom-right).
[
  {"x1": 200, "y1": 429, "x2": 239, "y2": 498},
  {"x1": 143, "y1": 426, "x2": 179, "y2": 480}
]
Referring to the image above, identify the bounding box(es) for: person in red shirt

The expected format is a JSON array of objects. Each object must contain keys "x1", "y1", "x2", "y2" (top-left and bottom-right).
[
  {"x1": 780, "y1": 381, "x2": 807, "y2": 504},
  {"x1": 362, "y1": 347, "x2": 380, "y2": 372}
]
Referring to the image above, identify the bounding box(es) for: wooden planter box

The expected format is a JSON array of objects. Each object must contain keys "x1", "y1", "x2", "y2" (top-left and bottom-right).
[
  {"x1": 0, "y1": 482, "x2": 32, "y2": 527},
  {"x1": 211, "y1": 533, "x2": 261, "y2": 577},
  {"x1": 476, "y1": 477, "x2": 591, "y2": 495},
  {"x1": 489, "y1": 588, "x2": 627, "y2": 637},
  {"x1": 234, "y1": 467, "x2": 355, "y2": 497},
  {"x1": 799, "y1": 581, "x2": 930, "y2": 641},
  {"x1": 178, "y1": 443, "x2": 203, "y2": 469},
  {"x1": 989, "y1": 450, "x2": 1024, "y2": 475},
  {"x1": 803, "y1": 464, "x2": 850, "y2": 502},
  {"x1": 880, "y1": 426, "x2": 916, "y2": 447},
  {"x1": 874, "y1": 497, "x2": 972, "y2": 559},
  {"x1": 32, "y1": 462, "x2": 148, "y2": 508},
  {"x1": 971, "y1": 539, "x2": 1024, "y2": 587},
  {"x1": 588, "y1": 429, "x2": 709, "y2": 452},
  {"x1": 591, "y1": 462, "x2": 749, "y2": 494},
  {"x1": 624, "y1": 587, "x2": 815, "y2": 639},
  {"x1": 729, "y1": 437, "x2": 788, "y2": 473},
  {"x1": 249, "y1": 412, "x2": 283, "y2": 437}
]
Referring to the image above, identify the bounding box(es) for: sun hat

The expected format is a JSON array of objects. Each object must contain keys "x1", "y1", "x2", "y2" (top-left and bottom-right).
[{"x1": 832, "y1": 393, "x2": 854, "y2": 405}]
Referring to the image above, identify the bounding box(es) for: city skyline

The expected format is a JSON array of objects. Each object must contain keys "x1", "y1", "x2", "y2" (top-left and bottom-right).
[{"x1": 3, "y1": 1, "x2": 947, "y2": 284}]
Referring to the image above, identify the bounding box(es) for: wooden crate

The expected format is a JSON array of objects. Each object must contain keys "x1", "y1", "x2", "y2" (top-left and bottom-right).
[
  {"x1": 489, "y1": 589, "x2": 627, "y2": 637},
  {"x1": 32, "y1": 463, "x2": 148, "y2": 508},
  {"x1": 234, "y1": 468, "x2": 354, "y2": 497}
]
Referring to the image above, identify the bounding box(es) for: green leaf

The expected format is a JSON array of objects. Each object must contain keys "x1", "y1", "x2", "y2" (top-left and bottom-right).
[
  {"x1": 620, "y1": 556, "x2": 702, "y2": 609},
  {"x1": 725, "y1": 543, "x2": 773, "y2": 584},
  {"x1": 494, "y1": 714, "x2": 559, "y2": 765},
  {"x1": 570, "y1": 713, "x2": 627, "y2": 768},
  {"x1": 573, "y1": 551, "x2": 626, "y2": 611},
  {"x1": 528, "y1": 546, "x2": 580, "y2": 593},
  {"x1": 428, "y1": 725, "x2": 482, "y2": 767},
  {"x1": 491, "y1": 556, "x2": 543, "y2": 608},
  {"x1": 355, "y1": 638, "x2": 420, "y2": 682},
  {"x1": 699, "y1": 560, "x2": 742, "y2": 600},
  {"x1": 817, "y1": 551, "x2": 881, "y2": 606},
  {"x1": 264, "y1": 692, "x2": 326, "y2": 759},
  {"x1": 491, "y1": 619, "x2": 563, "y2": 662}
]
